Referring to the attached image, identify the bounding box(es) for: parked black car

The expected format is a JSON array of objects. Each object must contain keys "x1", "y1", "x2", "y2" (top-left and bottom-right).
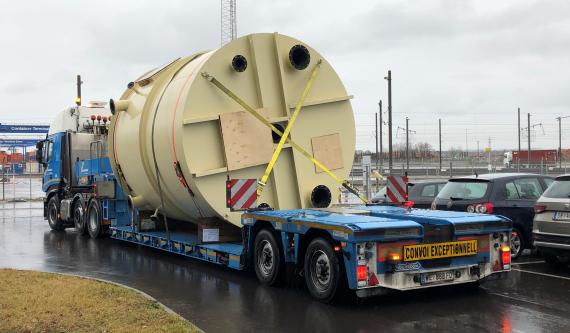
[
  {"x1": 370, "y1": 180, "x2": 447, "y2": 208},
  {"x1": 407, "y1": 180, "x2": 447, "y2": 209},
  {"x1": 432, "y1": 173, "x2": 554, "y2": 258}
]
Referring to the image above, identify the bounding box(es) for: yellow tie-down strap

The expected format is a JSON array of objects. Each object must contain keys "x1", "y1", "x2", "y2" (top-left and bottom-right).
[
  {"x1": 201, "y1": 72, "x2": 369, "y2": 204},
  {"x1": 258, "y1": 59, "x2": 322, "y2": 196}
]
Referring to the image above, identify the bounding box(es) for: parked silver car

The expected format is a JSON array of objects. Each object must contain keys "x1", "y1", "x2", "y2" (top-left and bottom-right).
[{"x1": 533, "y1": 174, "x2": 570, "y2": 267}]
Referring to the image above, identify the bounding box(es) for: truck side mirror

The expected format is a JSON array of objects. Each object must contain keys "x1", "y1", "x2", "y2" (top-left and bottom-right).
[{"x1": 36, "y1": 141, "x2": 44, "y2": 165}]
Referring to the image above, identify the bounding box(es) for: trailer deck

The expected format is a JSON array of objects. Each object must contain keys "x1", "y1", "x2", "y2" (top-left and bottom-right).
[{"x1": 111, "y1": 226, "x2": 244, "y2": 269}]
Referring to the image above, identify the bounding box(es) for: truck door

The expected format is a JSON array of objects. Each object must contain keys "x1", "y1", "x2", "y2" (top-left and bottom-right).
[{"x1": 42, "y1": 133, "x2": 63, "y2": 191}]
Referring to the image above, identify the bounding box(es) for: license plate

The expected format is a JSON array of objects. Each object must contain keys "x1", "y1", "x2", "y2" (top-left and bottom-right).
[
  {"x1": 553, "y1": 211, "x2": 570, "y2": 221},
  {"x1": 421, "y1": 271, "x2": 455, "y2": 284},
  {"x1": 403, "y1": 240, "x2": 478, "y2": 261}
]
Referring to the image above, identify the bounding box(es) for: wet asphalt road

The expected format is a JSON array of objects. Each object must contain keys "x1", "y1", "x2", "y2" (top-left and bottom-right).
[{"x1": 1, "y1": 202, "x2": 570, "y2": 333}]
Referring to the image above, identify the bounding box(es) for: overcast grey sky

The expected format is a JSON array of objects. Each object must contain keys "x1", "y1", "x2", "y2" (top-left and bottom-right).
[{"x1": 1, "y1": 0, "x2": 569, "y2": 151}]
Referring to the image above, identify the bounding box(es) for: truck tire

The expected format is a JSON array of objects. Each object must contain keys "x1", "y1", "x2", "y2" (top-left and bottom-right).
[
  {"x1": 510, "y1": 227, "x2": 525, "y2": 259},
  {"x1": 253, "y1": 229, "x2": 284, "y2": 286},
  {"x1": 73, "y1": 200, "x2": 87, "y2": 235},
  {"x1": 87, "y1": 199, "x2": 105, "y2": 239},
  {"x1": 47, "y1": 195, "x2": 64, "y2": 231},
  {"x1": 304, "y1": 237, "x2": 341, "y2": 303}
]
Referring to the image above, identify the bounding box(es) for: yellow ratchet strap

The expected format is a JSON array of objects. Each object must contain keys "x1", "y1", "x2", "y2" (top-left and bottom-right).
[
  {"x1": 257, "y1": 59, "x2": 322, "y2": 196},
  {"x1": 200, "y1": 72, "x2": 369, "y2": 204}
]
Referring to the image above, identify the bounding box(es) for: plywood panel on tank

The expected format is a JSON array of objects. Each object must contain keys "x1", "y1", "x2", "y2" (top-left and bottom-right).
[
  {"x1": 220, "y1": 110, "x2": 274, "y2": 171},
  {"x1": 311, "y1": 133, "x2": 344, "y2": 173}
]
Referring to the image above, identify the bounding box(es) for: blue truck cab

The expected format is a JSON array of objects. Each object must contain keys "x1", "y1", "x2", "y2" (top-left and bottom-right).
[{"x1": 39, "y1": 103, "x2": 512, "y2": 303}]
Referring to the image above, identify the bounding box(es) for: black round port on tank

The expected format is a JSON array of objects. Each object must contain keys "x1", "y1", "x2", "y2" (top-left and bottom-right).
[
  {"x1": 272, "y1": 123, "x2": 285, "y2": 143},
  {"x1": 289, "y1": 44, "x2": 310, "y2": 70},
  {"x1": 109, "y1": 99, "x2": 116, "y2": 115},
  {"x1": 311, "y1": 185, "x2": 332, "y2": 208},
  {"x1": 232, "y1": 55, "x2": 248, "y2": 72}
]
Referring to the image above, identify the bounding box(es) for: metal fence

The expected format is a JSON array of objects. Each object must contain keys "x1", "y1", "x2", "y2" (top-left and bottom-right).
[{"x1": 0, "y1": 176, "x2": 44, "y2": 202}]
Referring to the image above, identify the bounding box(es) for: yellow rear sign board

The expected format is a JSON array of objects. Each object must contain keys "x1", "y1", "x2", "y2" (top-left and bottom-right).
[{"x1": 403, "y1": 240, "x2": 478, "y2": 261}]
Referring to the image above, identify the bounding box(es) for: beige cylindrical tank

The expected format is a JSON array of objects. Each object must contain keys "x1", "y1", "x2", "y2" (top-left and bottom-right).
[{"x1": 108, "y1": 33, "x2": 355, "y2": 227}]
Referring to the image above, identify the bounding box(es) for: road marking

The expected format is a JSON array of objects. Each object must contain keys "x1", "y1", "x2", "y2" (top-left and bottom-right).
[
  {"x1": 512, "y1": 260, "x2": 545, "y2": 266},
  {"x1": 512, "y1": 268, "x2": 570, "y2": 281},
  {"x1": 486, "y1": 291, "x2": 547, "y2": 308}
]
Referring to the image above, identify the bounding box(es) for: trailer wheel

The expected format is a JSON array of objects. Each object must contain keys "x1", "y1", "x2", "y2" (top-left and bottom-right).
[
  {"x1": 73, "y1": 200, "x2": 87, "y2": 235},
  {"x1": 47, "y1": 195, "x2": 64, "y2": 231},
  {"x1": 254, "y1": 229, "x2": 283, "y2": 286},
  {"x1": 87, "y1": 199, "x2": 104, "y2": 239},
  {"x1": 304, "y1": 238, "x2": 340, "y2": 303}
]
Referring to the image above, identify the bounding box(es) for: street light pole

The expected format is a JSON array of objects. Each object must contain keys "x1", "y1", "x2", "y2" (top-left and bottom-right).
[
  {"x1": 379, "y1": 100, "x2": 383, "y2": 168},
  {"x1": 527, "y1": 113, "x2": 531, "y2": 168},
  {"x1": 384, "y1": 70, "x2": 393, "y2": 172},
  {"x1": 556, "y1": 116, "x2": 570, "y2": 169},
  {"x1": 439, "y1": 118, "x2": 442, "y2": 172},
  {"x1": 405, "y1": 117, "x2": 409, "y2": 172},
  {"x1": 517, "y1": 108, "x2": 521, "y2": 172},
  {"x1": 375, "y1": 112, "x2": 379, "y2": 171}
]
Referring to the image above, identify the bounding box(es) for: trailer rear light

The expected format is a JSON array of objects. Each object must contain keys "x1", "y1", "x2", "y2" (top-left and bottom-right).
[
  {"x1": 533, "y1": 204, "x2": 546, "y2": 214},
  {"x1": 501, "y1": 245, "x2": 511, "y2": 269},
  {"x1": 356, "y1": 265, "x2": 368, "y2": 281},
  {"x1": 402, "y1": 201, "x2": 415, "y2": 209}
]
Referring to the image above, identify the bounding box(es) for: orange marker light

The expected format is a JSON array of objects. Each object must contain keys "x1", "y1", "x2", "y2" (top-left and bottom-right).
[
  {"x1": 387, "y1": 252, "x2": 401, "y2": 262},
  {"x1": 333, "y1": 245, "x2": 342, "y2": 252}
]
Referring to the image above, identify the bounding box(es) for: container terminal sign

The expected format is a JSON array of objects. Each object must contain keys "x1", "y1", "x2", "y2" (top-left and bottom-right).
[{"x1": 0, "y1": 124, "x2": 49, "y2": 134}]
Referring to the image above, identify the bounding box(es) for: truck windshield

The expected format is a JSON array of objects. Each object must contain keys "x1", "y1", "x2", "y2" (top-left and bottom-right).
[
  {"x1": 437, "y1": 181, "x2": 489, "y2": 200},
  {"x1": 542, "y1": 180, "x2": 570, "y2": 198}
]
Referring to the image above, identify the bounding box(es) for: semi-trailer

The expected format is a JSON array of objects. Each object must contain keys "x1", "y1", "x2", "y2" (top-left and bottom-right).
[{"x1": 37, "y1": 33, "x2": 512, "y2": 302}]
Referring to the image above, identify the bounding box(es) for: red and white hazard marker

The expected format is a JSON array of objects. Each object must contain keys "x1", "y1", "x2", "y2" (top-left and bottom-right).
[
  {"x1": 226, "y1": 179, "x2": 258, "y2": 211},
  {"x1": 386, "y1": 176, "x2": 408, "y2": 203}
]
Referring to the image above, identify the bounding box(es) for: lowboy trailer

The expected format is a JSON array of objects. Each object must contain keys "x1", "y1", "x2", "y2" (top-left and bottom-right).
[{"x1": 37, "y1": 108, "x2": 512, "y2": 302}]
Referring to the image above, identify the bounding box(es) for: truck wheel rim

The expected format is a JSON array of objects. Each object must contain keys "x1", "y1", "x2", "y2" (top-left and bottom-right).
[
  {"x1": 257, "y1": 240, "x2": 274, "y2": 276},
  {"x1": 89, "y1": 208, "x2": 98, "y2": 232},
  {"x1": 74, "y1": 207, "x2": 83, "y2": 229},
  {"x1": 310, "y1": 250, "x2": 331, "y2": 291},
  {"x1": 511, "y1": 231, "x2": 521, "y2": 256}
]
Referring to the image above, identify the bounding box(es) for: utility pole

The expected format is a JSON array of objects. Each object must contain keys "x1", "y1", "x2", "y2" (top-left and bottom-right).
[
  {"x1": 465, "y1": 128, "x2": 468, "y2": 160},
  {"x1": 556, "y1": 116, "x2": 570, "y2": 169},
  {"x1": 488, "y1": 137, "x2": 492, "y2": 170},
  {"x1": 527, "y1": 113, "x2": 531, "y2": 168},
  {"x1": 375, "y1": 112, "x2": 379, "y2": 171},
  {"x1": 379, "y1": 100, "x2": 383, "y2": 168},
  {"x1": 477, "y1": 140, "x2": 480, "y2": 161},
  {"x1": 384, "y1": 70, "x2": 393, "y2": 172},
  {"x1": 439, "y1": 118, "x2": 442, "y2": 172},
  {"x1": 76, "y1": 75, "x2": 82, "y2": 106},
  {"x1": 405, "y1": 117, "x2": 409, "y2": 172},
  {"x1": 517, "y1": 108, "x2": 521, "y2": 172}
]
